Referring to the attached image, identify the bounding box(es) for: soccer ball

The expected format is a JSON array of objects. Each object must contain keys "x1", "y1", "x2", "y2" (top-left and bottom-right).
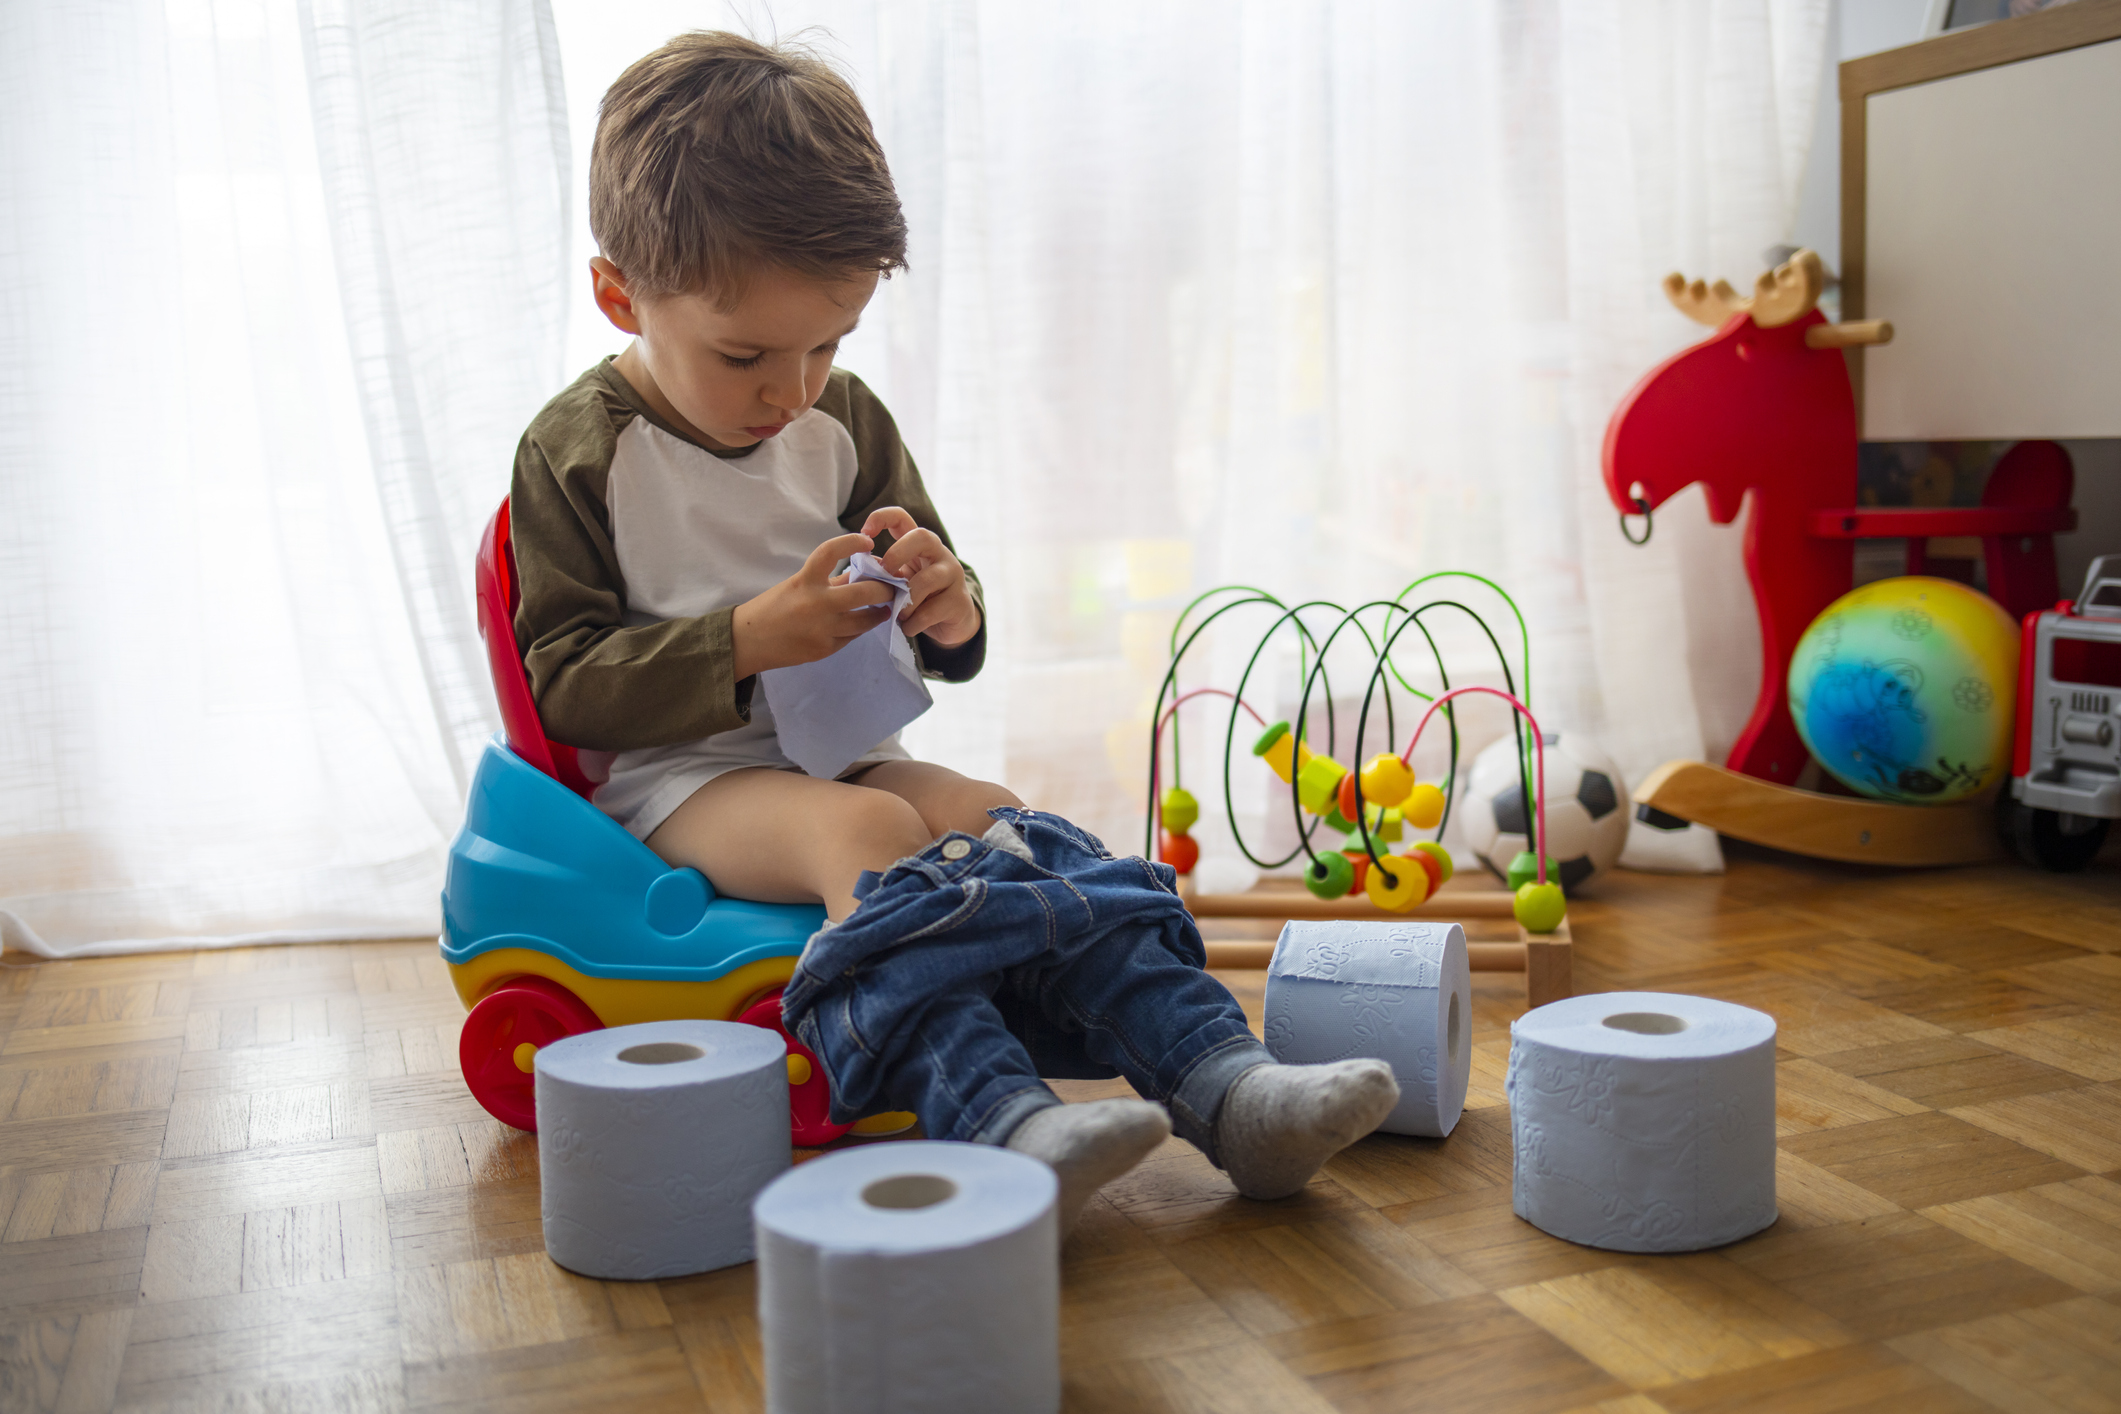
[{"x1": 1455, "y1": 731, "x2": 1628, "y2": 893}]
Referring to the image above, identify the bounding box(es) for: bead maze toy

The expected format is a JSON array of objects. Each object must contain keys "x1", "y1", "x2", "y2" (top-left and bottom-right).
[
  {"x1": 1146, "y1": 578, "x2": 1575, "y2": 1008},
  {"x1": 440, "y1": 498, "x2": 913, "y2": 1145},
  {"x1": 1605, "y1": 248, "x2": 2078, "y2": 865}
]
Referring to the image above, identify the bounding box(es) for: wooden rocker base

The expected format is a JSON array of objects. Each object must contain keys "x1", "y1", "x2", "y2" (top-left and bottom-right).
[
  {"x1": 1636, "y1": 759, "x2": 2007, "y2": 867},
  {"x1": 1180, "y1": 877, "x2": 1572, "y2": 1009}
]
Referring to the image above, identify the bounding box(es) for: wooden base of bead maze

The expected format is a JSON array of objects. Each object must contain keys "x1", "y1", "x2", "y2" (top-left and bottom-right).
[
  {"x1": 1179, "y1": 874, "x2": 1573, "y2": 1009},
  {"x1": 1635, "y1": 759, "x2": 2007, "y2": 867}
]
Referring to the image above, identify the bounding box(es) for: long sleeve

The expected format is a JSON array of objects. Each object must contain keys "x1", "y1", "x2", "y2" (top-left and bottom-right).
[
  {"x1": 511, "y1": 372, "x2": 756, "y2": 752},
  {"x1": 820, "y1": 371, "x2": 987, "y2": 684}
]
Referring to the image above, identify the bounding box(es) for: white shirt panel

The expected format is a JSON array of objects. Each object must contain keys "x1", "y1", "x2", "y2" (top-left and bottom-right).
[
  {"x1": 592, "y1": 408, "x2": 906, "y2": 840},
  {"x1": 606, "y1": 409, "x2": 859, "y2": 624}
]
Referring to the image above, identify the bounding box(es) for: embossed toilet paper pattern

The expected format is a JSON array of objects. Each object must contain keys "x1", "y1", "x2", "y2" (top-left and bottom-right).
[
  {"x1": 1507, "y1": 992, "x2": 1777, "y2": 1254},
  {"x1": 1263, "y1": 920, "x2": 1473, "y2": 1137},
  {"x1": 536, "y1": 1021, "x2": 791, "y2": 1281}
]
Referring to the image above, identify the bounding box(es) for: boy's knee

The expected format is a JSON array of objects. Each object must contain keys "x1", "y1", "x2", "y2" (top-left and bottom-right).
[
  {"x1": 941, "y1": 778, "x2": 1021, "y2": 837},
  {"x1": 838, "y1": 787, "x2": 934, "y2": 864},
  {"x1": 971, "y1": 779, "x2": 1023, "y2": 813}
]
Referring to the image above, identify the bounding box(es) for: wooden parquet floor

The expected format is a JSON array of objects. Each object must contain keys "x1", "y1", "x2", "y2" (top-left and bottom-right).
[{"x1": 3, "y1": 844, "x2": 2120, "y2": 1412}]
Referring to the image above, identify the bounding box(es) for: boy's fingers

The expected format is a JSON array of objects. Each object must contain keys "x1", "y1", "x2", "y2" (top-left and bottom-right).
[
  {"x1": 897, "y1": 560, "x2": 957, "y2": 612},
  {"x1": 831, "y1": 605, "x2": 894, "y2": 642},
  {"x1": 900, "y1": 588, "x2": 971, "y2": 640},
  {"x1": 859, "y1": 506, "x2": 916, "y2": 542},
  {"x1": 831, "y1": 581, "x2": 902, "y2": 650},
  {"x1": 880, "y1": 527, "x2": 944, "y2": 578},
  {"x1": 800, "y1": 532, "x2": 874, "y2": 584},
  {"x1": 827, "y1": 581, "x2": 897, "y2": 616}
]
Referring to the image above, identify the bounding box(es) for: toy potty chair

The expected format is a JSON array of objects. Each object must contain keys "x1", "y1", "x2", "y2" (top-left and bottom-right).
[{"x1": 438, "y1": 497, "x2": 912, "y2": 1146}]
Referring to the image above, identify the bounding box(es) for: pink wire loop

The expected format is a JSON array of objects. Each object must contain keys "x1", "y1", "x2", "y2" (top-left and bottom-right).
[
  {"x1": 1397, "y1": 686, "x2": 1548, "y2": 887},
  {"x1": 1151, "y1": 688, "x2": 1267, "y2": 834}
]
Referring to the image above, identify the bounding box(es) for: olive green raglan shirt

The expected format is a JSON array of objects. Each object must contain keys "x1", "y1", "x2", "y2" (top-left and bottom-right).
[{"x1": 509, "y1": 360, "x2": 985, "y2": 754}]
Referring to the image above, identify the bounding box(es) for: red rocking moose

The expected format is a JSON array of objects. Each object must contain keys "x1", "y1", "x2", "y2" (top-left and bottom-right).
[{"x1": 1601, "y1": 249, "x2": 2077, "y2": 866}]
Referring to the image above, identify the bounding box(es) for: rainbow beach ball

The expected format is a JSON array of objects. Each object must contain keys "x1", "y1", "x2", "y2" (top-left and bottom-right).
[{"x1": 1787, "y1": 577, "x2": 2018, "y2": 804}]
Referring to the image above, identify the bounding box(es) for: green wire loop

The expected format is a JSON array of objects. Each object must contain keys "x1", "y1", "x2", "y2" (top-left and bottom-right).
[{"x1": 1145, "y1": 576, "x2": 1538, "y2": 873}]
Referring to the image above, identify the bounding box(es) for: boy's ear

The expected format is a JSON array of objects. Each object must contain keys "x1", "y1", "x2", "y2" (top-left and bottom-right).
[{"x1": 590, "y1": 257, "x2": 642, "y2": 336}]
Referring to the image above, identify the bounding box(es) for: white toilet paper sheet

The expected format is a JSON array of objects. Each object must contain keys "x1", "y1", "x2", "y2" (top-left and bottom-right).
[
  {"x1": 1263, "y1": 920, "x2": 1473, "y2": 1137},
  {"x1": 761, "y1": 552, "x2": 933, "y2": 781},
  {"x1": 536, "y1": 1020, "x2": 790, "y2": 1280},
  {"x1": 1508, "y1": 991, "x2": 1778, "y2": 1253},
  {"x1": 754, "y1": 1141, "x2": 1059, "y2": 1414}
]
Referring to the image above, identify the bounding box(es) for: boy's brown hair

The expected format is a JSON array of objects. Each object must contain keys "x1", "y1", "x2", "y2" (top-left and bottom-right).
[{"x1": 590, "y1": 31, "x2": 906, "y2": 304}]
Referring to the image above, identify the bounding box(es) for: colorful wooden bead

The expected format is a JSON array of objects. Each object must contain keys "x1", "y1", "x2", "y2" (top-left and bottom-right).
[
  {"x1": 1253, "y1": 722, "x2": 1313, "y2": 784},
  {"x1": 1304, "y1": 850, "x2": 1354, "y2": 899},
  {"x1": 1159, "y1": 831, "x2": 1200, "y2": 875},
  {"x1": 1407, "y1": 846, "x2": 1444, "y2": 896},
  {"x1": 1297, "y1": 755, "x2": 1348, "y2": 815},
  {"x1": 1336, "y1": 770, "x2": 1362, "y2": 824},
  {"x1": 1252, "y1": 721, "x2": 1291, "y2": 772},
  {"x1": 1342, "y1": 849, "x2": 1371, "y2": 894},
  {"x1": 1323, "y1": 805, "x2": 1356, "y2": 834},
  {"x1": 1161, "y1": 787, "x2": 1199, "y2": 835},
  {"x1": 1402, "y1": 782, "x2": 1445, "y2": 830},
  {"x1": 1364, "y1": 853, "x2": 1431, "y2": 912},
  {"x1": 1505, "y1": 850, "x2": 1539, "y2": 892},
  {"x1": 1411, "y1": 840, "x2": 1453, "y2": 884},
  {"x1": 1513, "y1": 880, "x2": 1566, "y2": 934},
  {"x1": 1359, "y1": 753, "x2": 1413, "y2": 808},
  {"x1": 1344, "y1": 809, "x2": 1405, "y2": 855}
]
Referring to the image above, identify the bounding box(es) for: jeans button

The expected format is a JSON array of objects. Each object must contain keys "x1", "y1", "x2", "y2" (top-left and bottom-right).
[{"x1": 941, "y1": 838, "x2": 971, "y2": 860}]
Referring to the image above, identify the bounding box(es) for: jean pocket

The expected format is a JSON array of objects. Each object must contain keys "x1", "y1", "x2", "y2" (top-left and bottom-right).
[{"x1": 890, "y1": 877, "x2": 990, "y2": 944}]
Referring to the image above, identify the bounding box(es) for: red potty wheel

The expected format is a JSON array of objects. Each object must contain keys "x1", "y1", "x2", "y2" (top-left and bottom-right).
[
  {"x1": 737, "y1": 988, "x2": 852, "y2": 1147},
  {"x1": 460, "y1": 977, "x2": 604, "y2": 1132}
]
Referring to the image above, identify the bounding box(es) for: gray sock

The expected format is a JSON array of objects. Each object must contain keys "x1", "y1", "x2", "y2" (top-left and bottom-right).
[
  {"x1": 1213, "y1": 1059, "x2": 1399, "y2": 1200},
  {"x1": 1004, "y1": 1098, "x2": 1171, "y2": 1238}
]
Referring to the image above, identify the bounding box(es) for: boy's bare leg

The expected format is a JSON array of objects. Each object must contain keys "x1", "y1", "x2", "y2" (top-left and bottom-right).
[
  {"x1": 645, "y1": 768, "x2": 936, "y2": 921},
  {"x1": 841, "y1": 759, "x2": 1021, "y2": 838}
]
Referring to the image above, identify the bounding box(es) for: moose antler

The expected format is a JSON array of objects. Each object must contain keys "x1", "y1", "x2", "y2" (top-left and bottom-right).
[
  {"x1": 1663, "y1": 248, "x2": 1826, "y2": 328},
  {"x1": 1662, "y1": 274, "x2": 1749, "y2": 326}
]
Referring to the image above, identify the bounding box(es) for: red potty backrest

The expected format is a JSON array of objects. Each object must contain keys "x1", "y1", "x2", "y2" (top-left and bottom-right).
[{"x1": 476, "y1": 498, "x2": 599, "y2": 799}]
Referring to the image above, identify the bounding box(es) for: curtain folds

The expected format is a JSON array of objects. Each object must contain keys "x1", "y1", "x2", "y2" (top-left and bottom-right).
[
  {"x1": 2, "y1": 0, "x2": 1827, "y2": 954},
  {"x1": 669, "y1": 0, "x2": 1832, "y2": 875},
  {"x1": 302, "y1": 0, "x2": 572, "y2": 795},
  {"x1": 0, "y1": 0, "x2": 568, "y2": 957}
]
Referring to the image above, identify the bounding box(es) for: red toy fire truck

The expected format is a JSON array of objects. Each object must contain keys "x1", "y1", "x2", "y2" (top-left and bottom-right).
[{"x1": 2005, "y1": 555, "x2": 2121, "y2": 871}]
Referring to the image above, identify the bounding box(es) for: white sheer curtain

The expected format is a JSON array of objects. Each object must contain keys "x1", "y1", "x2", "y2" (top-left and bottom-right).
[
  {"x1": 0, "y1": 0, "x2": 567, "y2": 957},
  {"x1": 558, "y1": 0, "x2": 1828, "y2": 874},
  {"x1": 2, "y1": 1, "x2": 1826, "y2": 956}
]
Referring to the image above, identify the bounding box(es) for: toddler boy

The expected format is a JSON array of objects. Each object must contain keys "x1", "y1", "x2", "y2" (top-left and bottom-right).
[{"x1": 511, "y1": 31, "x2": 1397, "y2": 1230}]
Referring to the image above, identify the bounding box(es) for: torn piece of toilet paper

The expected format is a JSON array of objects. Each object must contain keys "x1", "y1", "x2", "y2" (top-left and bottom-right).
[{"x1": 761, "y1": 552, "x2": 933, "y2": 781}]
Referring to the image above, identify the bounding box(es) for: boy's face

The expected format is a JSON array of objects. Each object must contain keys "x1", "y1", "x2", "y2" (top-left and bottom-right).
[{"x1": 591, "y1": 258, "x2": 878, "y2": 450}]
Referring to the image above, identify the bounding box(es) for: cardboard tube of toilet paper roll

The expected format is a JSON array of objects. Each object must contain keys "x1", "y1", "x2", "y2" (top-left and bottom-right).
[
  {"x1": 535, "y1": 1020, "x2": 790, "y2": 1280},
  {"x1": 1262, "y1": 920, "x2": 1473, "y2": 1137},
  {"x1": 1508, "y1": 991, "x2": 1777, "y2": 1252},
  {"x1": 754, "y1": 1141, "x2": 1059, "y2": 1414}
]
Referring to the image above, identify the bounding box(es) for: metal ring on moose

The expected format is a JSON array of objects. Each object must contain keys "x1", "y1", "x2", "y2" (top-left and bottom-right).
[{"x1": 1619, "y1": 499, "x2": 1654, "y2": 546}]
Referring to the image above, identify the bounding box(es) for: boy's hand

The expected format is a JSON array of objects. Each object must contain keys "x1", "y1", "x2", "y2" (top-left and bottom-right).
[
  {"x1": 731, "y1": 532, "x2": 896, "y2": 679},
  {"x1": 861, "y1": 507, "x2": 981, "y2": 648}
]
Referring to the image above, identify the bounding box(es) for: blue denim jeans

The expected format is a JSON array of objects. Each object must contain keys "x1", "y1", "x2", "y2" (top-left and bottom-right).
[{"x1": 780, "y1": 808, "x2": 1269, "y2": 1161}]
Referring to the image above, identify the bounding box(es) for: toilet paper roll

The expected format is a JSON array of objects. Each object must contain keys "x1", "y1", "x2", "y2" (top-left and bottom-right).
[
  {"x1": 1508, "y1": 991, "x2": 1777, "y2": 1253},
  {"x1": 536, "y1": 1020, "x2": 790, "y2": 1280},
  {"x1": 1263, "y1": 920, "x2": 1473, "y2": 1137},
  {"x1": 754, "y1": 1141, "x2": 1059, "y2": 1414}
]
